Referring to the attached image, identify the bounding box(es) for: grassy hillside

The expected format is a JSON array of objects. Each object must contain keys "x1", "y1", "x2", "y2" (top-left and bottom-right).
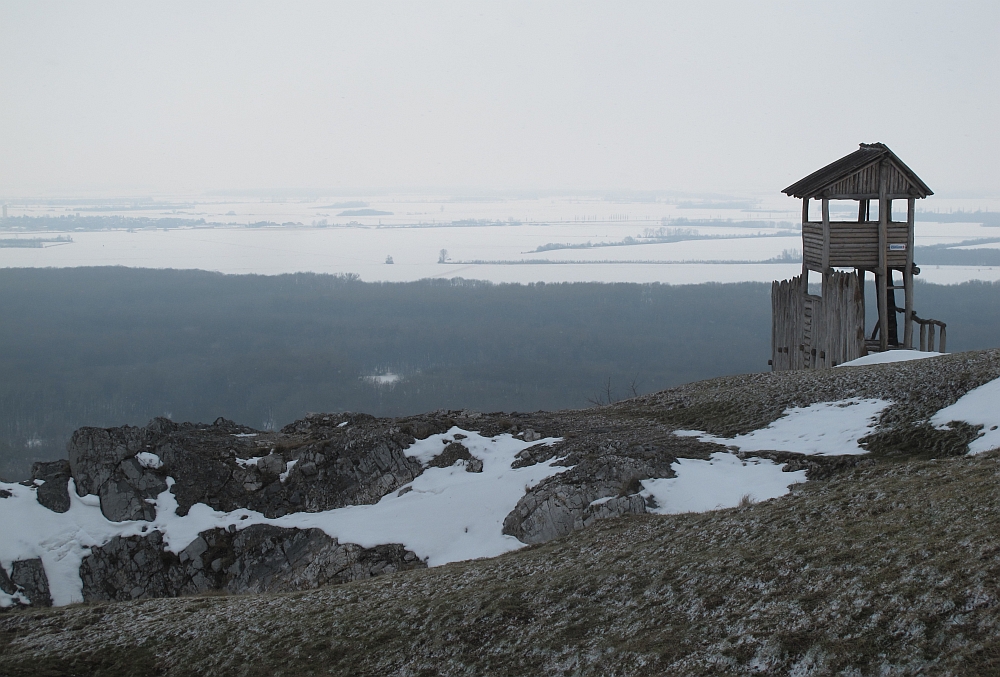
[
  {"x1": 2, "y1": 451, "x2": 998, "y2": 676},
  {"x1": 4, "y1": 351, "x2": 1000, "y2": 675}
]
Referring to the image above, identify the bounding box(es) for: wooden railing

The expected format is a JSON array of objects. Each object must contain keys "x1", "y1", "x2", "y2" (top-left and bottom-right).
[{"x1": 912, "y1": 313, "x2": 946, "y2": 353}]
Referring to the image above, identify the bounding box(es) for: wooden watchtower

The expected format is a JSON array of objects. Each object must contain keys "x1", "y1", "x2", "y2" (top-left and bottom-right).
[{"x1": 771, "y1": 143, "x2": 946, "y2": 370}]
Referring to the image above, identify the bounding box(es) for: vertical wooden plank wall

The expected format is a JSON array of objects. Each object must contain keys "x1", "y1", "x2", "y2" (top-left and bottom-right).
[{"x1": 771, "y1": 271, "x2": 865, "y2": 371}]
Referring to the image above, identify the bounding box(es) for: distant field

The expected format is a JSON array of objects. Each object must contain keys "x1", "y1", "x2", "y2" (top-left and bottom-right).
[{"x1": 2, "y1": 203, "x2": 999, "y2": 283}]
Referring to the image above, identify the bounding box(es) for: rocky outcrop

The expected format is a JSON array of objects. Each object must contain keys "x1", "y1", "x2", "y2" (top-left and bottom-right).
[
  {"x1": 68, "y1": 424, "x2": 167, "y2": 521},
  {"x1": 68, "y1": 414, "x2": 425, "y2": 522},
  {"x1": 503, "y1": 441, "x2": 685, "y2": 544},
  {"x1": 9, "y1": 383, "x2": 875, "y2": 608},
  {"x1": 80, "y1": 526, "x2": 424, "y2": 602}
]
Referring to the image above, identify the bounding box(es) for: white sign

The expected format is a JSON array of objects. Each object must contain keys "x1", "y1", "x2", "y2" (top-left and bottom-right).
[{"x1": 888, "y1": 243, "x2": 906, "y2": 251}]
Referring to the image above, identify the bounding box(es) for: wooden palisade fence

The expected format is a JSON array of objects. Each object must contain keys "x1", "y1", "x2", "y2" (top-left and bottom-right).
[{"x1": 771, "y1": 271, "x2": 865, "y2": 370}]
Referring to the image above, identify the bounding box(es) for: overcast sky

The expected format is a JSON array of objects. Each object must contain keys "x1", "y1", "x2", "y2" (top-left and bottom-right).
[{"x1": 1, "y1": 1, "x2": 997, "y2": 197}]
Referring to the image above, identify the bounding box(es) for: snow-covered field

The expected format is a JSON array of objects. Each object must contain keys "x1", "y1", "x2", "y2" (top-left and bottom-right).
[
  {"x1": 2, "y1": 194, "x2": 999, "y2": 284},
  {"x1": 931, "y1": 378, "x2": 1000, "y2": 455}
]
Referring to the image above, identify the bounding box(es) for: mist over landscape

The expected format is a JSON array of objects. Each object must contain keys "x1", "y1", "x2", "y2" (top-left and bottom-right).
[{"x1": 3, "y1": 2, "x2": 1000, "y2": 674}]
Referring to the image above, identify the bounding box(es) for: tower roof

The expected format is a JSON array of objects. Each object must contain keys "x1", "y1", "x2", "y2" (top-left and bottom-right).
[{"x1": 782, "y1": 143, "x2": 933, "y2": 200}]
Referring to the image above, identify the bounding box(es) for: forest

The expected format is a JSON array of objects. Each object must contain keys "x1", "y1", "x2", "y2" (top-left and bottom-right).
[{"x1": 1, "y1": 267, "x2": 999, "y2": 480}]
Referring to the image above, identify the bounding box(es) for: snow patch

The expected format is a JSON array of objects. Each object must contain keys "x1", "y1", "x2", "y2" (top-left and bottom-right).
[
  {"x1": 234, "y1": 457, "x2": 261, "y2": 468},
  {"x1": 930, "y1": 376, "x2": 1000, "y2": 454},
  {"x1": 674, "y1": 398, "x2": 891, "y2": 455},
  {"x1": 642, "y1": 453, "x2": 807, "y2": 513},
  {"x1": 231, "y1": 433, "x2": 257, "y2": 438},
  {"x1": 837, "y1": 351, "x2": 944, "y2": 367},
  {"x1": 0, "y1": 587, "x2": 31, "y2": 608},
  {"x1": 279, "y1": 460, "x2": 298, "y2": 483},
  {"x1": 136, "y1": 452, "x2": 163, "y2": 469}
]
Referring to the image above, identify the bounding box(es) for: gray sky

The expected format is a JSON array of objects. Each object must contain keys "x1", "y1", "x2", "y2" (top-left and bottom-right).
[{"x1": 1, "y1": 1, "x2": 997, "y2": 196}]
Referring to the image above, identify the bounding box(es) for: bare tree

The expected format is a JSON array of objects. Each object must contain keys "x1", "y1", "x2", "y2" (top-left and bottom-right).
[
  {"x1": 587, "y1": 376, "x2": 615, "y2": 406},
  {"x1": 628, "y1": 372, "x2": 641, "y2": 398},
  {"x1": 438, "y1": 249, "x2": 448, "y2": 263}
]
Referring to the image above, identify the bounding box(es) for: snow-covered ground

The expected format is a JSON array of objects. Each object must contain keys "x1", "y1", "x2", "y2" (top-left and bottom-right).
[
  {"x1": 673, "y1": 376, "x2": 1000, "y2": 459},
  {"x1": 0, "y1": 425, "x2": 819, "y2": 607},
  {"x1": 675, "y1": 398, "x2": 891, "y2": 456},
  {"x1": 641, "y1": 453, "x2": 807, "y2": 513},
  {"x1": 931, "y1": 378, "x2": 1000, "y2": 455},
  {"x1": 0, "y1": 481, "x2": 150, "y2": 607}
]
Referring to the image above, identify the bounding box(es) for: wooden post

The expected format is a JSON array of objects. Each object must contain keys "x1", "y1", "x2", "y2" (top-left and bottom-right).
[
  {"x1": 903, "y1": 197, "x2": 915, "y2": 348},
  {"x1": 877, "y1": 161, "x2": 889, "y2": 352},
  {"x1": 858, "y1": 199, "x2": 866, "y2": 223},
  {"x1": 801, "y1": 198, "x2": 810, "y2": 279},
  {"x1": 856, "y1": 267, "x2": 866, "y2": 341},
  {"x1": 821, "y1": 197, "x2": 830, "y2": 273}
]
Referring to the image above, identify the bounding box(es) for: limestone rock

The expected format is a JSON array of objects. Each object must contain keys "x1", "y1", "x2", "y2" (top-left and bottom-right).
[
  {"x1": 503, "y1": 444, "x2": 676, "y2": 544},
  {"x1": 9, "y1": 559, "x2": 51, "y2": 607},
  {"x1": 30, "y1": 460, "x2": 72, "y2": 513},
  {"x1": 68, "y1": 423, "x2": 167, "y2": 521},
  {"x1": 427, "y1": 441, "x2": 483, "y2": 472},
  {"x1": 69, "y1": 414, "x2": 424, "y2": 521},
  {"x1": 81, "y1": 525, "x2": 425, "y2": 602}
]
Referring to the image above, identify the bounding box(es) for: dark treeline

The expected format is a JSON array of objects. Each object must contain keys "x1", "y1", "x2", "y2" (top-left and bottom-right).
[
  {"x1": 917, "y1": 210, "x2": 1000, "y2": 227},
  {"x1": 1, "y1": 268, "x2": 998, "y2": 480},
  {"x1": 915, "y1": 243, "x2": 1000, "y2": 266}
]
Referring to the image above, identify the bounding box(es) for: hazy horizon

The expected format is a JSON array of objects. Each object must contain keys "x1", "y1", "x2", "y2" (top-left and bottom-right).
[{"x1": 2, "y1": 1, "x2": 999, "y2": 197}]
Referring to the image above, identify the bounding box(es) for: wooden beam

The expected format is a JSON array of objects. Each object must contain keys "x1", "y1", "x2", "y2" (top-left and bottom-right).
[
  {"x1": 821, "y1": 193, "x2": 925, "y2": 201},
  {"x1": 903, "y1": 197, "x2": 915, "y2": 349},
  {"x1": 878, "y1": 160, "x2": 889, "y2": 352}
]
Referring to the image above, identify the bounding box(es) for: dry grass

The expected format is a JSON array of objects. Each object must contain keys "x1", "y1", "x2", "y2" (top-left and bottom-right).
[
  {"x1": 4, "y1": 450, "x2": 1000, "y2": 676},
  {"x1": 5, "y1": 351, "x2": 1000, "y2": 675}
]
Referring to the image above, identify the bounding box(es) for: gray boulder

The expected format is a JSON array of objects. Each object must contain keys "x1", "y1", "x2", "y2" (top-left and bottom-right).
[
  {"x1": 3, "y1": 559, "x2": 52, "y2": 608},
  {"x1": 30, "y1": 460, "x2": 72, "y2": 513},
  {"x1": 503, "y1": 444, "x2": 675, "y2": 544},
  {"x1": 68, "y1": 424, "x2": 167, "y2": 521},
  {"x1": 81, "y1": 525, "x2": 425, "y2": 602}
]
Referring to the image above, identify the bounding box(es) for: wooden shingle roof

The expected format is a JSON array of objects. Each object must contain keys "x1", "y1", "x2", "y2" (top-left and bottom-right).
[{"x1": 783, "y1": 143, "x2": 933, "y2": 200}]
